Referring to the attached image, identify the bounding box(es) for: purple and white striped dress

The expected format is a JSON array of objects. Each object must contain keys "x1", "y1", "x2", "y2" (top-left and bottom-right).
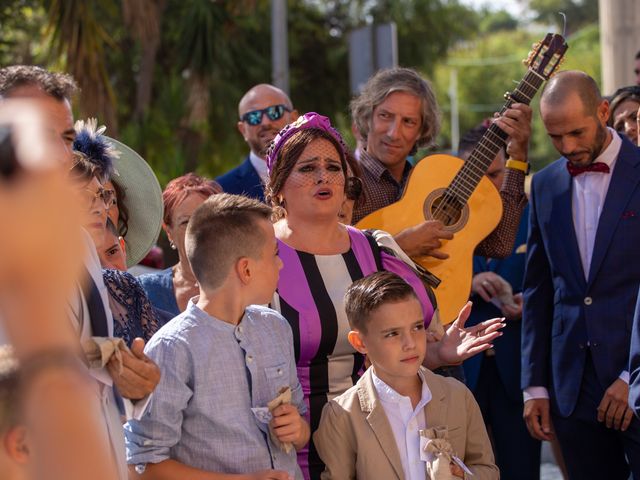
[{"x1": 272, "y1": 226, "x2": 434, "y2": 479}]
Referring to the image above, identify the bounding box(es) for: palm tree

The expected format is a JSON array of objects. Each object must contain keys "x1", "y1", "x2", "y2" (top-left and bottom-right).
[
  {"x1": 45, "y1": 0, "x2": 118, "y2": 132},
  {"x1": 122, "y1": 0, "x2": 166, "y2": 121}
]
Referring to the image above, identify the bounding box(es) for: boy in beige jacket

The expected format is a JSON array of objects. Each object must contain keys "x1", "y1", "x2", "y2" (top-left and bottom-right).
[{"x1": 314, "y1": 272, "x2": 498, "y2": 479}]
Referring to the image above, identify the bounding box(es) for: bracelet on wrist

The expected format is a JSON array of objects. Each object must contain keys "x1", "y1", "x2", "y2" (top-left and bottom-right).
[{"x1": 506, "y1": 158, "x2": 530, "y2": 174}]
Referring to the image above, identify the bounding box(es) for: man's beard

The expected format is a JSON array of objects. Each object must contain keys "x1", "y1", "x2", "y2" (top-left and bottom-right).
[
  {"x1": 589, "y1": 122, "x2": 608, "y2": 163},
  {"x1": 249, "y1": 126, "x2": 279, "y2": 157}
]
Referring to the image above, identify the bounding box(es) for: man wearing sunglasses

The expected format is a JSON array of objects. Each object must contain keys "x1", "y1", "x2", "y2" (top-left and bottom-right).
[{"x1": 217, "y1": 83, "x2": 298, "y2": 202}]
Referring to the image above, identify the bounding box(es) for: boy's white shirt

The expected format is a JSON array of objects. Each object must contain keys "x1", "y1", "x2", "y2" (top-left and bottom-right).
[{"x1": 372, "y1": 368, "x2": 432, "y2": 480}]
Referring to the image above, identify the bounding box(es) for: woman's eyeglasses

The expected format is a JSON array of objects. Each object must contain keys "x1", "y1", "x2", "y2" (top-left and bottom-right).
[
  {"x1": 240, "y1": 104, "x2": 291, "y2": 126},
  {"x1": 84, "y1": 187, "x2": 115, "y2": 211}
]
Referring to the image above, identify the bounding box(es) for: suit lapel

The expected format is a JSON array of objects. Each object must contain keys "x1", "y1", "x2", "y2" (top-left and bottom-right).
[
  {"x1": 422, "y1": 369, "x2": 447, "y2": 430},
  {"x1": 358, "y1": 370, "x2": 405, "y2": 480},
  {"x1": 588, "y1": 140, "x2": 640, "y2": 286},
  {"x1": 547, "y1": 164, "x2": 587, "y2": 286}
]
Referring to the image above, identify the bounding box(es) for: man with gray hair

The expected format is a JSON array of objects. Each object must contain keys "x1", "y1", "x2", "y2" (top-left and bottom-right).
[{"x1": 351, "y1": 67, "x2": 531, "y2": 261}]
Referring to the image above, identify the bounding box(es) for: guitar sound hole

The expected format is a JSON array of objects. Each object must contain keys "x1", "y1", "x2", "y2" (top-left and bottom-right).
[
  {"x1": 423, "y1": 189, "x2": 469, "y2": 233},
  {"x1": 431, "y1": 196, "x2": 463, "y2": 226}
]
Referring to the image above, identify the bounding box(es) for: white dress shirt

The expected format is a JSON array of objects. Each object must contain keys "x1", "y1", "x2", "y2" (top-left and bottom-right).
[
  {"x1": 249, "y1": 151, "x2": 269, "y2": 183},
  {"x1": 524, "y1": 129, "x2": 627, "y2": 403},
  {"x1": 572, "y1": 128, "x2": 621, "y2": 279},
  {"x1": 372, "y1": 368, "x2": 432, "y2": 480}
]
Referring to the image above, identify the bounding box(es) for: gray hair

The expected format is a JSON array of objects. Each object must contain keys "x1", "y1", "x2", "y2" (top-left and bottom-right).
[
  {"x1": 350, "y1": 67, "x2": 441, "y2": 149},
  {"x1": 0, "y1": 65, "x2": 78, "y2": 101}
]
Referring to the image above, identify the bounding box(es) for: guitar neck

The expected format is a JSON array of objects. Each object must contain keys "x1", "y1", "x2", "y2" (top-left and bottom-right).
[{"x1": 448, "y1": 70, "x2": 545, "y2": 204}]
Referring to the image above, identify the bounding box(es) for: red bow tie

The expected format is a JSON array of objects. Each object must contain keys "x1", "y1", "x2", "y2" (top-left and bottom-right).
[{"x1": 566, "y1": 161, "x2": 610, "y2": 177}]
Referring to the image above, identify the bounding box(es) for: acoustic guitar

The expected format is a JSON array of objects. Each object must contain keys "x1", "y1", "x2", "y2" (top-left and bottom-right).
[{"x1": 357, "y1": 33, "x2": 568, "y2": 324}]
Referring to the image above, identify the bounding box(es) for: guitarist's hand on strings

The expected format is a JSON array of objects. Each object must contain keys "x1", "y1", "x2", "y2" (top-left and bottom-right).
[
  {"x1": 394, "y1": 220, "x2": 454, "y2": 259},
  {"x1": 492, "y1": 103, "x2": 533, "y2": 162}
]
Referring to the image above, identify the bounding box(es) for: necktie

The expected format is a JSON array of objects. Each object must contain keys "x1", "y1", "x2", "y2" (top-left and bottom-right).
[
  {"x1": 566, "y1": 161, "x2": 610, "y2": 177},
  {"x1": 83, "y1": 268, "x2": 109, "y2": 337}
]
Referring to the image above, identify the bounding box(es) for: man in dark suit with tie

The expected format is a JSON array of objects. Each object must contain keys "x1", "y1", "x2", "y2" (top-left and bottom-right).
[
  {"x1": 217, "y1": 84, "x2": 298, "y2": 201},
  {"x1": 522, "y1": 70, "x2": 640, "y2": 478}
]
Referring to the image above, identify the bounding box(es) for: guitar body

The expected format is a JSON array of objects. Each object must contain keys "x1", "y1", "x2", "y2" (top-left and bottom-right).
[{"x1": 356, "y1": 153, "x2": 502, "y2": 324}]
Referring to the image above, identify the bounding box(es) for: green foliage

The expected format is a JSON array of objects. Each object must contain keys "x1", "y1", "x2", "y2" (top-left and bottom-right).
[
  {"x1": 479, "y1": 10, "x2": 519, "y2": 34},
  {"x1": 0, "y1": 0, "x2": 602, "y2": 181},
  {"x1": 527, "y1": 0, "x2": 598, "y2": 34},
  {"x1": 0, "y1": 1, "x2": 46, "y2": 65},
  {"x1": 365, "y1": 0, "x2": 480, "y2": 73}
]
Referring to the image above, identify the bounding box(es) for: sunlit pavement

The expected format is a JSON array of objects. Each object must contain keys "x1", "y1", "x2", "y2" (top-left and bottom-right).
[{"x1": 540, "y1": 442, "x2": 563, "y2": 480}]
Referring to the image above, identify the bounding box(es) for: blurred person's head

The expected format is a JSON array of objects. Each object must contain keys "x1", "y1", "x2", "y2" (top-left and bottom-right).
[
  {"x1": 540, "y1": 70, "x2": 610, "y2": 167},
  {"x1": 163, "y1": 173, "x2": 221, "y2": 268},
  {"x1": 0, "y1": 346, "x2": 30, "y2": 480},
  {"x1": 458, "y1": 120, "x2": 506, "y2": 191},
  {"x1": 0, "y1": 65, "x2": 77, "y2": 165},
  {"x1": 185, "y1": 193, "x2": 281, "y2": 305},
  {"x1": 350, "y1": 67, "x2": 440, "y2": 178},
  {"x1": 98, "y1": 218, "x2": 127, "y2": 271},
  {"x1": 237, "y1": 84, "x2": 298, "y2": 159},
  {"x1": 68, "y1": 151, "x2": 110, "y2": 248},
  {"x1": 265, "y1": 113, "x2": 357, "y2": 224},
  {"x1": 608, "y1": 85, "x2": 640, "y2": 145}
]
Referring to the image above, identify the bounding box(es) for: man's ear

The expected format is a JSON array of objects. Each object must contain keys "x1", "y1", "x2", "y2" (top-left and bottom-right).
[
  {"x1": 237, "y1": 120, "x2": 248, "y2": 140},
  {"x1": 598, "y1": 99, "x2": 610, "y2": 125},
  {"x1": 236, "y1": 257, "x2": 252, "y2": 285},
  {"x1": 4, "y1": 426, "x2": 29, "y2": 464},
  {"x1": 347, "y1": 330, "x2": 367, "y2": 354}
]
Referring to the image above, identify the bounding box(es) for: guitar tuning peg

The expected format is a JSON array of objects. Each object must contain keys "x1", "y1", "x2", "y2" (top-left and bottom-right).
[{"x1": 522, "y1": 59, "x2": 529, "y2": 66}]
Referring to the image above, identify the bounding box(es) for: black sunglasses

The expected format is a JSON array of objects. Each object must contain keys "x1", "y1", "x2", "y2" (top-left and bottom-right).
[{"x1": 240, "y1": 104, "x2": 291, "y2": 126}]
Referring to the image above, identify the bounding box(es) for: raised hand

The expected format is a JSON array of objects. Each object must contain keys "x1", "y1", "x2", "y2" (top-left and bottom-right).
[{"x1": 426, "y1": 301, "x2": 505, "y2": 367}]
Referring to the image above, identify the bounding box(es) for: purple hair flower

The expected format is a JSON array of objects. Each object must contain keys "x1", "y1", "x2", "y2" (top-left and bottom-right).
[{"x1": 266, "y1": 112, "x2": 349, "y2": 174}]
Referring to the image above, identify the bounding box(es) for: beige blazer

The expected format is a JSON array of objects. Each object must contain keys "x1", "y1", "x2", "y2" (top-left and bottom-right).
[{"x1": 313, "y1": 367, "x2": 499, "y2": 480}]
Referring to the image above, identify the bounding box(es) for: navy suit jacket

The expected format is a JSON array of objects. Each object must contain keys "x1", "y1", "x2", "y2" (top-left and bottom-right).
[
  {"x1": 522, "y1": 136, "x2": 640, "y2": 417},
  {"x1": 216, "y1": 155, "x2": 265, "y2": 202},
  {"x1": 464, "y1": 205, "x2": 529, "y2": 404}
]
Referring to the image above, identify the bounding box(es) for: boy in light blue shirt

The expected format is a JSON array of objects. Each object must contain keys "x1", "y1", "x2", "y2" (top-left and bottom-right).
[{"x1": 126, "y1": 193, "x2": 309, "y2": 479}]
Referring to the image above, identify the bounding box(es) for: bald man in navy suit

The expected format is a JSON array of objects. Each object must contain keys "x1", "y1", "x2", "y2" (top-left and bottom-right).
[
  {"x1": 217, "y1": 84, "x2": 298, "y2": 201},
  {"x1": 522, "y1": 71, "x2": 640, "y2": 479}
]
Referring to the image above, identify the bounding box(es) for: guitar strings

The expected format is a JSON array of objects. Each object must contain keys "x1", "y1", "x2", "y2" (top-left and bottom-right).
[{"x1": 431, "y1": 71, "x2": 543, "y2": 224}]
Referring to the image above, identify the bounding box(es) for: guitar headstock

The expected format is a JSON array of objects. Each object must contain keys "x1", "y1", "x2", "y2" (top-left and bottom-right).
[{"x1": 524, "y1": 33, "x2": 568, "y2": 79}]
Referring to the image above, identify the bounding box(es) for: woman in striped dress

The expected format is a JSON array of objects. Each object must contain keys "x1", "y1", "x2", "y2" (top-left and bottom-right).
[{"x1": 265, "y1": 113, "x2": 505, "y2": 479}]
